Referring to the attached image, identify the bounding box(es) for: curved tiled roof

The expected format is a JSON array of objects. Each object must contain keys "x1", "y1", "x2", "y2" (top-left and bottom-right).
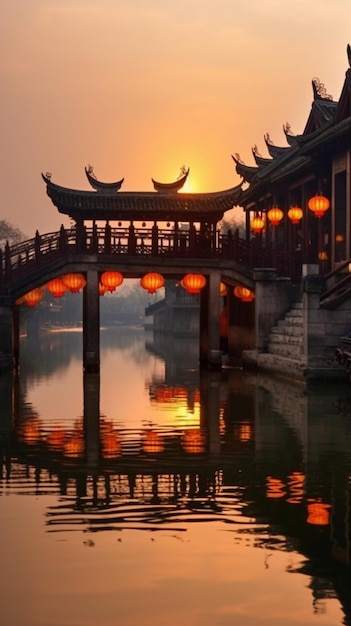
[
  {"x1": 283, "y1": 124, "x2": 298, "y2": 146},
  {"x1": 41, "y1": 173, "x2": 243, "y2": 223},
  {"x1": 252, "y1": 145, "x2": 272, "y2": 168},
  {"x1": 264, "y1": 134, "x2": 290, "y2": 159},
  {"x1": 232, "y1": 154, "x2": 259, "y2": 184},
  {"x1": 151, "y1": 168, "x2": 189, "y2": 192},
  {"x1": 85, "y1": 166, "x2": 124, "y2": 192}
]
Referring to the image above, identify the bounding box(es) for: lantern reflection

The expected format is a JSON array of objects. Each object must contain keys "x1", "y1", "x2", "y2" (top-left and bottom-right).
[
  {"x1": 142, "y1": 430, "x2": 164, "y2": 454},
  {"x1": 17, "y1": 417, "x2": 42, "y2": 444},
  {"x1": 266, "y1": 476, "x2": 286, "y2": 499},
  {"x1": 287, "y1": 471, "x2": 305, "y2": 504},
  {"x1": 46, "y1": 429, "x2": 66, "y2": 451},
  {"x1": 100, "y1": 420, "x2": 121, "y2": 459},
  {"x1": 63, "y1": 420, "x2": 85, "y2": 458},
  {"x1": 307, "y1": 499, "x2": 331, "y2": 525},
  {"x1": 181, "y1": 428, "x2": 206, "y2": 453}
]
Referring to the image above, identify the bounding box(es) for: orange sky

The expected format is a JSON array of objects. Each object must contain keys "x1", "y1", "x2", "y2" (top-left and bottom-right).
[{"x1": 1, "y1": 1, "x2": 351, "y2": 236}]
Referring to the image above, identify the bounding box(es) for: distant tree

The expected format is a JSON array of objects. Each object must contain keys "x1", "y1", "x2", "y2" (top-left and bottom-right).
[
  {"x1": 0, "y1": 220, "x2": 26, "y2": 247},
  {"x1": 219, "y1": 210, "x2": 245, "y2": 237}
]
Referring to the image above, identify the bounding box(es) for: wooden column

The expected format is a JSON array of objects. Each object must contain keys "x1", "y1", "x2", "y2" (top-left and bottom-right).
[
  {"x1": 83, "y1": 269, "x2": 100, "y2": 373},
  {"x1": 199, "y1": 270, "x2": 221, "y2": 369}
]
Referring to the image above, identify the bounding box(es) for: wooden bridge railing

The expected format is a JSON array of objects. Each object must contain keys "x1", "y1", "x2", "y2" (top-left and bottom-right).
[{"x1": 0, "y1": 225, "x2": 302, "y2": 290}]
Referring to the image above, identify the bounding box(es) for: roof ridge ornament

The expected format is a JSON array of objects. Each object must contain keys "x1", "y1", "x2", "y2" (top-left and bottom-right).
[
  {"x1": 84, "y1": 166, "x2": 124, "y2": 192},
  {"x1": 264, "y1": 133, "x2": 274, "y2": 145},
  {"x1": 151, "y1": 167, "x2": 189, "y2": 193},
  {"x1": 252, "y1": 144, "x2": 262, "y2": 157},
  {"x1": 312, "y1": 77, "x2": 333, "y2": 101},
  {"x1": 283, "y1": 122, "x2": 294, "y2": 136},
  {"x1": 347, "y1": 43, "x2": 351, "y2": 68},
  {"x1": 233, "y1": 153, "x2": 245, "y2": 164}
]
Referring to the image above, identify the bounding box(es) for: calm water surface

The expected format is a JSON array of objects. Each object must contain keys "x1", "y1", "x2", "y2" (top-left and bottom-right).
[{"x1": 1, "y1": 327, "x2": 351, "y2": 626}]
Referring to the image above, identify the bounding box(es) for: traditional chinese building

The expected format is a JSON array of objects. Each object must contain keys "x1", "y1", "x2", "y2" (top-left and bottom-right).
[{"x1": 233, "y1": 44, "x2": 351, "y2": 278}]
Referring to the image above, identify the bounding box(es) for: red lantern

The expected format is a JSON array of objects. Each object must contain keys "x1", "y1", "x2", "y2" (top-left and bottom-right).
[
  {"x1": 62, "y1": 273, "x2": 86, "y2": 293},
  {"x1": 288, "y1": 206, "x2": 303, "y2": 224},
  {"x1": 181, "y1": 273, "x2": 206, "y2": 294},
  {"x1": 45, "y1": 277, "x2": 68, "y2": 298},
  {"x1": 308, "y1": 194, "x2": 330, "y2": 218},
  {"x1": 23, "y1": 287, "x2": 43, "y2": 307},
  {"x1": 140, "y1": 272, "x2": 164, "y2": 294},
  {"x1": 250, "y1": 215, "x2": 265, "y2": 234},
  {"x1": 234, "y1": 286, "x2": 255, "y2": 302},
  {"x1": 220, "y1": 282, "x2": 227, "y2": 296},
  {"x1": 100, "y1": 271, "x2": 124, "y2": 292},
  {"x1": 267, "y1": 207, "x2": 284, "y2": 226},
  {"x1": 99, "y1": 283, "x2": 107, "y2": 296}
]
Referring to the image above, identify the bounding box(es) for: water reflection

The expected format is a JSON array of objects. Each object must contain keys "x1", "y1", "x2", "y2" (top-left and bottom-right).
[{"x1": 1, "y1": 328, "x2": 351, "y2": 624}]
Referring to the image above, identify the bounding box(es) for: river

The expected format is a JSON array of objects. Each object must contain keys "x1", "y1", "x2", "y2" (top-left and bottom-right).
[{"x1": 1, "y1": 326, "x2": 351, "y2": 626}]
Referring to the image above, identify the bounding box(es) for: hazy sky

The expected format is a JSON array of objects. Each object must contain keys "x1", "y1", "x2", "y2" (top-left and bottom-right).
[{"x1": 1, "y1": 0, "x2": 351, "y2": 236}]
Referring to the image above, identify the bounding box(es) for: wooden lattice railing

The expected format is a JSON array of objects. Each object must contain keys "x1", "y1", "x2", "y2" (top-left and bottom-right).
[{"x1": 0, "y1": 225, "x2": 302, "y2": 291}]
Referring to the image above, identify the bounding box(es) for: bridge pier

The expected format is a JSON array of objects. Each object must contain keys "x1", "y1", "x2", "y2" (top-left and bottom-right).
[
  {"x1": 0, "y1": 297, "x2": 16, "y2": 372},
  {"x1": 199, "y1": 271, "x2": 222, "y2": 369},
  {"x1": 83, "y1": 270, "x2": 100, "y2": 373}
]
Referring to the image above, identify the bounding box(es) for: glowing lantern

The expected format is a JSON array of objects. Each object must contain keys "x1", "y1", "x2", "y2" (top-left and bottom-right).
[
  {"x1": 22, "y1": 287, "x2": 43, "y2": 307},
  {"x1": 318, "y1": 251, "x2": 328, "y2": 261},
  {"x1": 62, "y1": 273, "x2": 86, "y2": 293},
  {"x1": 182, "y1": 273, "x2": 206, "y2": 294},
  {"x1": 250, "y1": 215, "x2": 265, "y2": 234},
  {"x1": 220, "y1": 282, "x2": 227, "y2": 296},
  {"x1": 45, "y1": 277, "x2": 68, "y2": 298},
  {"x1": 307, "y1": 500, "x2": 331, "y2": 525},
  {"x1": 267, "y1": 207, "x2": 284, "y2": 226},
  {"x1": 288, "y1": 206, "x2": 303, "y2": 224},
  {"x1": 181, "y1": 428, "x2": 206, "y2": 453},
  {"x1": 234, "y1": 285, "x2": 255, "y2": 302},
  {"x1": 335, "y1": 234, "x2": 344, "y2": 243},
  {"x1": 99, "y1": 283, "x2": 107, "y2": 296},
  {"x1": 100, "y1": 271, "x2": 124, "y2": 292},
  {"x1": 140, "y1": 272, "x2": 164, "y2": 294},
  {"x1": 308, "y1": 194, "x2": 330, "y2": 218},
  {"x1": 142, "y1": 430, "x2": 164, "y2": 453}
]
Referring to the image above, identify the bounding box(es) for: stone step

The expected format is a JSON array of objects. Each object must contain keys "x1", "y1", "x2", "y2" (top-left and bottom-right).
[
  {"x1": 269, "y1": 332, "x2": 302, "y2": 345},
  {"x1": 284, "y1": 309, "x2": 303, "y2": 321},
  {"x1": 273, "y1": 323, "x2": 303, "y2": 337},
  {"x1": 268, "y1": 341, "x2": 303, "y2": 359}
]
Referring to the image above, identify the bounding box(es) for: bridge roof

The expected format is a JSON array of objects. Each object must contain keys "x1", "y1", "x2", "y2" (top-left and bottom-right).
[{"x1": 42, "y1": 174, "x2": 243, "y2": 223}]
